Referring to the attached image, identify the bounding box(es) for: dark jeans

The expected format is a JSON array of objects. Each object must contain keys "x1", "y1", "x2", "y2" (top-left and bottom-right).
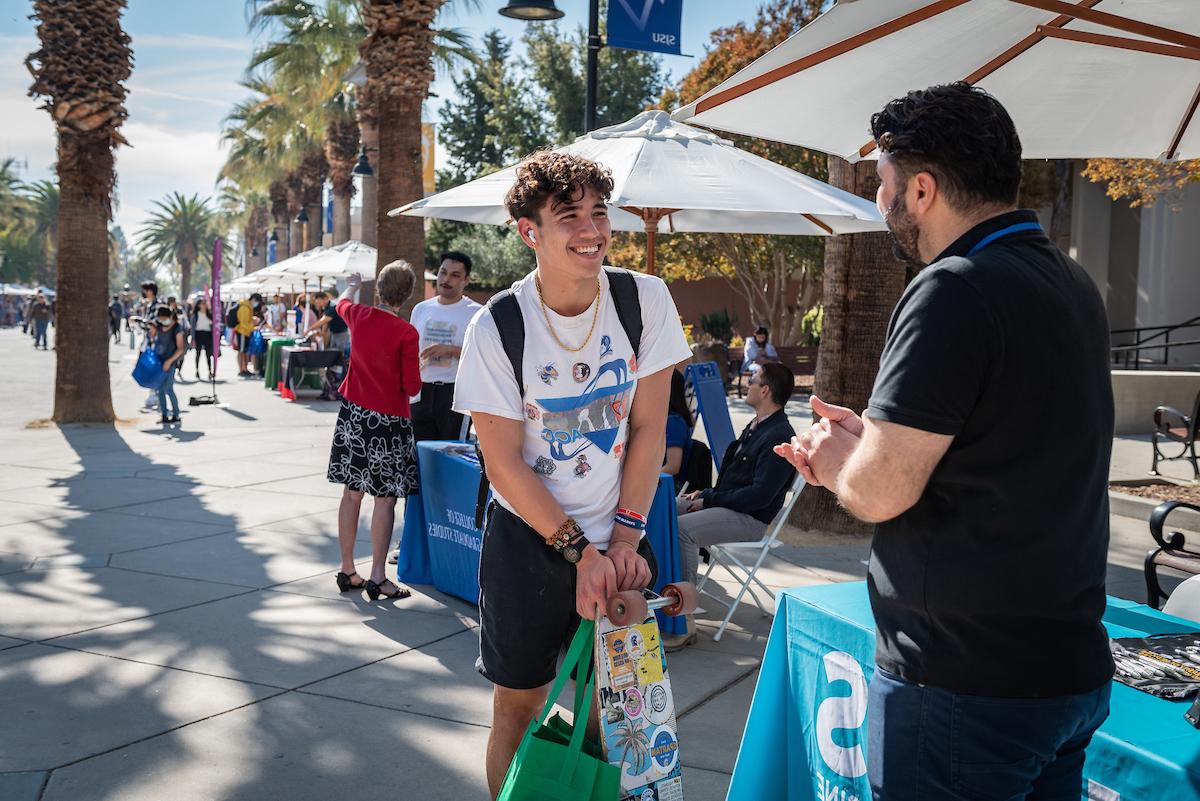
[
  {"x1": 33, "y1": 320, "x2": 49, "y2": 348},
  {"x1": 157, "y1": 368, "x2": 179, "y2": 418},
  {"x1": 411, "y1": 382, "x2": 464, "y2": 441},
  {"x1": 868, "y1": 669, "x2": 1111, "y2": 801}
]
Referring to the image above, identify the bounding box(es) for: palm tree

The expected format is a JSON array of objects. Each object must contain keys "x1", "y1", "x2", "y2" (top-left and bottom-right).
[
  {"x1": 22, "y1": 180, "x2": 59, "y2": 286},
  {"x1": 138, "y1": 193, "x2": 216, "y2": 300},
  {"x1": 218, "y1": 183, "x2": 270, "y2": 273},
  {"x1": 359, "y1": 0, "x2": 476, "y2": 312},
  {"x1": 26, "y1": 0, "x2": 132, "y2": 423}
]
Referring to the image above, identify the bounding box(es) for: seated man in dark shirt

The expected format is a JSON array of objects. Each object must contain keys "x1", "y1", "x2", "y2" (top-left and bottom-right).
[
  {"x1": 669, "y1": 361, "x2": 796, "y2": 650},
  {"x1": 778, "y1": 84, "x2": 1114, "y2": 801}
]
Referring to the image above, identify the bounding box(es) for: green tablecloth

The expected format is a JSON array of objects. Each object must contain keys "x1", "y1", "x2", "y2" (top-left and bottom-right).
[{"x1": 263, "y1": 338, "x2": 295, "y2": 389}]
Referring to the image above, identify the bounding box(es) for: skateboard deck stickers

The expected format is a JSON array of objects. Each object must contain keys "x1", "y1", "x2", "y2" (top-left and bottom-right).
[{"x1": 597, "y1": 610, "x2": 684, "y2": 801}]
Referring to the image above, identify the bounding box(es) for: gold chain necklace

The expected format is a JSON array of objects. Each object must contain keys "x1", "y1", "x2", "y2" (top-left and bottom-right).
[{"x1": 534, "y1": 275, "x2": 602, "y2": 353}]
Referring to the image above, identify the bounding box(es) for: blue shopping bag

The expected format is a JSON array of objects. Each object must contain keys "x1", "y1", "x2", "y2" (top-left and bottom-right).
[
  {"x1": 132, "y1": 348, "x2": 166, "y2": 389},
  {"x1": 247, "y1": 330, "x2": 266, "y2": 356}
]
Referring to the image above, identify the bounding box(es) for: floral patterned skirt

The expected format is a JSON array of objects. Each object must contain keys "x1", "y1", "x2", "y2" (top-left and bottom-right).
[{"x1": 326, "y1": 399, "x2": 417, "y2": 498}]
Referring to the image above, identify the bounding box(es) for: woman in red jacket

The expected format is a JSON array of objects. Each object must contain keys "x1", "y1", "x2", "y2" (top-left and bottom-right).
[{"x1": 328, "y1": 263, "x2": 422, "y2": 600}]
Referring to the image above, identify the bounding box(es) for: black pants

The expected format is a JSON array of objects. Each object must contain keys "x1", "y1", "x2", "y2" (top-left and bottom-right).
[
  {"x1": 194, "y1": 335, "x2": 213, "y2": 374},
  {"x1": 476, "y1": 503, "x2": 658, "y2": 689},
  {"x1": 411, "y1": 381, "x2": 464, "y2": 441}
]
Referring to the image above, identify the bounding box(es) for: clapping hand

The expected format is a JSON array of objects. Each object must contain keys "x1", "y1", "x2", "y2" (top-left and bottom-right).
[{"x1": 774, "y1": 395, "x2": 864, "y2": 488}]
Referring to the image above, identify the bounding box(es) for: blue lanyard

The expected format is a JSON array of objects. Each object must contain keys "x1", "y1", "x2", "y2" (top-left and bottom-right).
[{"x1": 966, "y1": 222, "x2": 1043, "y2": 258}]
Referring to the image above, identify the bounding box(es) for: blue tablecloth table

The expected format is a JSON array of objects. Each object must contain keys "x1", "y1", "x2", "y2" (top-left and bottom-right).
[
  {"x1": 398, "y1": 442, "x2": 685, "y2": 633},
  {"x1": 728, "y1": 581, "x2": 1200, "y2": 801}
]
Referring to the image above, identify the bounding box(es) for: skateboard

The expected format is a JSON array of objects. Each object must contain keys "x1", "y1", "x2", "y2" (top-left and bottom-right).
[{"x1": 594, "y1": 583, "x2": 698, "y2": 801}]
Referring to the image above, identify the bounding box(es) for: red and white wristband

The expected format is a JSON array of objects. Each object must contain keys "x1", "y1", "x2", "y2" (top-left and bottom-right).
[{"x1": 614, "y1": 507, "x2": 647, "y2": 531}]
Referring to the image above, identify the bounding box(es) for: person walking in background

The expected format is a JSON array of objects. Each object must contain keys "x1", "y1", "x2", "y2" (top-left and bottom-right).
[
  {"x1": 30, "y1": 292, "x2": 51, "y2": 350},
  {"x1": 168, "y1": 297, "x2": 189, "y2": 377},
  {"x1": 108, "y1": 295, "x2": 123, "y2": 343},
  {"x1": 409, "y1": 250, "x2": 481, "y2": 442},
  {"x1": 234, "y1": 293, "x2": 259, "y2": 377},
  {"x1": 326, "y1": 265, "x2": 421, "y2": 602},
  {"x1": 191, "y1": 297, "x2": 215, "y2": 380},
  {"x1": 776, "y1": 84, "x2": 1115, "y2": 801},
  {"x1": 151, "y1": 304, "x2": 185, "y2": 424}
]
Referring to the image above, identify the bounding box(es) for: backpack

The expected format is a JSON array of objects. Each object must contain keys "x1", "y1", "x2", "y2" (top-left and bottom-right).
[
  {"x1": 225, "y1": 304, "x2": 240, "y2": 329},
  {"x1": 474, "y1": 267, "x2": 643, "y2": 528}
]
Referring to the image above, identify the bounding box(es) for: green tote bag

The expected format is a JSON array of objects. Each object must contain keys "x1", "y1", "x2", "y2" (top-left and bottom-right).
[{"x1": 497, "y1": 619, "x2": 620, "y2": 801}]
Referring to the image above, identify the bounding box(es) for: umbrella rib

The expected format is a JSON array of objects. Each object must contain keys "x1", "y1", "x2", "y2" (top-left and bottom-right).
[
  {"x1": 802, "y1": 214, "x2": 834, "y2": 235},
  {"x1": 694, "y1": 0, "x2": 971, "y2": 116},
  {"x1": 1168, "y1": 81, "x2": 1200, "y2": 161},
  {"x1": 1036, "y1": 26, "x2": 1200, "y2": 60},
  {"x1": 1008, "y1": 0, "x2": 1200, "y2": 51}
]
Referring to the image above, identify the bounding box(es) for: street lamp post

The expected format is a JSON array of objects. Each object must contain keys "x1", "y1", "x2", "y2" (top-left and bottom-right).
[{"x1": 500, "y1": 0, "x2": 602, "y2": 133}]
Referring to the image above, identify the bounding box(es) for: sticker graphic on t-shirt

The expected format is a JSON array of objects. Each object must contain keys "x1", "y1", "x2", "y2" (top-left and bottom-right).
[
  {"x1": 574, "y1": 454, "x2": 592, "y2": 478},
  {"x1": 600, "y1": 335, "x2": 613, "y2": 358},
  {"x1": 525, "y1": 403, "x2": 540, "y2": 421},
  {"x1": 537, "y1": 362, "x2": 559, "y2": 385},
  {"x1": 613, "y1": 443, "x2": 624, "y2": 458},
  {"x1": 534, "y1": 456, "x2": 555, "y2": 476},
  {"x1": 573, "y1": 362, "x2": 591, "y2": 383},
  {"x1": 536, "y1": 358, "x2": 634, "y2": 462}
]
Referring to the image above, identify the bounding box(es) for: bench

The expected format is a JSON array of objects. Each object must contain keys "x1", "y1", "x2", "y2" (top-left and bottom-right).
[
  {"x1": 727, "y1": 345, "x2": 819, "y2": 398},
  {"x1": 1145, "y1": 500, "x2": 1200, "y2": 609}
]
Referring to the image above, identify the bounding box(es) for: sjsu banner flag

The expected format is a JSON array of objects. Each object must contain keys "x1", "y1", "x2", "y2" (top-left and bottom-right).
[{"x1": 607, "y1": 0, "x2": 684, "y2": 56}]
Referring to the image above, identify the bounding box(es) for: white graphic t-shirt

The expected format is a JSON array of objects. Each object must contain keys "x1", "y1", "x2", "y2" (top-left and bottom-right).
[
  {"x1": 409, "y1": 296, "x2": 483, "y2": 384},
  {"x1": 453, "y1": 268, "x2": 691, "y2": 548}
]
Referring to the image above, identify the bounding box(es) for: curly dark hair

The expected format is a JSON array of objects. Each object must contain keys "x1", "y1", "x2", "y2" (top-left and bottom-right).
[
  {"x1": 870, "y1": 83, "x2": 1022, "y2": 213},
  {"x1": 504, "y1": 150, "x2": 614, "y2": 223}
]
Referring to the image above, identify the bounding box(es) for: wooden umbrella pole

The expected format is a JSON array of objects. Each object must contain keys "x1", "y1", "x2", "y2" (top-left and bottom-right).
[{"x1": 620, "y1": 206, "x2": 680, "y2": 276}]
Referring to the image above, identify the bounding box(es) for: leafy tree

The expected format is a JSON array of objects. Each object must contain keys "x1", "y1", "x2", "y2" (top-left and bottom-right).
[
  {"x1": 607, "y1": 0, "x2": 826, "y2": 345},
  {"x1": 1082, "y1": 158, "x2": 1200, "y2": 207},
  {"x1": 137, "y1": 193, "x2": 217, "y2": 299},
  {"x1": 522, "y1": 2, "x2": 668, "y2": 143},
  {"x1": 438, "y1": 29, "x2": 548, "y2": 184}
]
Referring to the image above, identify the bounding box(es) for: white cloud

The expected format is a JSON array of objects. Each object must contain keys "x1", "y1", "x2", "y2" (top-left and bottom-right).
[
  {"x1": 114, "y1": 122, "x2": 225, "y2": 241},
  {"x1": 133, "y1": 34, "x2": 252, "y2": 53}
]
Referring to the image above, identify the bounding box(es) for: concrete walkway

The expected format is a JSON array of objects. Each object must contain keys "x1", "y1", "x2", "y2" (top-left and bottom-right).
[{"x1": 0, "y1": 326, "x2": 1192, "y2": 800}]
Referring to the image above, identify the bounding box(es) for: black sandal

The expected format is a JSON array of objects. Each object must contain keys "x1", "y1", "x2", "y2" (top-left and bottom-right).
[
  {"x1": 365, "y1": 578, "x2": 410, "y2": 601},
  {"x1": 335, "y1": 571, "x2": 366, "y2": 593}
]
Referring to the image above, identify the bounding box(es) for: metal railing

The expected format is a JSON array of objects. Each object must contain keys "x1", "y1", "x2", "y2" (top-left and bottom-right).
[{"x1": 1111, "y1": 315, "x2": 1200, "y2": 370}]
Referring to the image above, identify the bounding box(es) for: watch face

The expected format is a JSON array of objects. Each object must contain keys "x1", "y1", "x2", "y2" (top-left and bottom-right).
[{"x1": 563, "y1": 545, "x2": 581, "y2": 564}]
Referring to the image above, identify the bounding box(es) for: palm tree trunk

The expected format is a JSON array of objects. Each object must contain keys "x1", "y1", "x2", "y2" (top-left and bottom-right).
[
  {"x1": 332, "y1": 191, "x2": 351, "y2": 244},
  {"x1": 376, "y1": 93, "x2": 425, "y2": 316},
  {"x1": 306, "y1": 202, "x2": 323, "y2": 250},
  {"x1": 788, "y1": 156, "x2": 907, "y2": 535},
  {"x1": 180, "y1": 255, "x2": 193, "y2": 300},
  {"x1": 53, "y1": 141, "x2": 115, "y2": 423}
]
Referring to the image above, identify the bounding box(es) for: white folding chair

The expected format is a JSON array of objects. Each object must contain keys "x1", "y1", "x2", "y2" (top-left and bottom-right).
[{"x1": 697, "y1": 473, "x2": 806, "y2": 641}]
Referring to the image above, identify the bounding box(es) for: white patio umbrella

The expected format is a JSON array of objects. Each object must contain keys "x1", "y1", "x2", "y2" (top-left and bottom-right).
[
  {"x1": 673, "y1": 0, "x2": 1200, "y2": 162},
  {"x1": 390, "y1": 110, "x2": 885, "y2": 274},
  {"x1": 277, "y1": 240, "x2": 377, "y2": 280}
]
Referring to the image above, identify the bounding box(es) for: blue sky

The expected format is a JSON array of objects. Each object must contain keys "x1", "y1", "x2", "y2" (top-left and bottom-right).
[{"x1": 1, "y1": 0, "x2": 761, "y2": 240}]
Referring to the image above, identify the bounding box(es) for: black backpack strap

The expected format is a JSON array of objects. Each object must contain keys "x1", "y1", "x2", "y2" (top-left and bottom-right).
[
  {"x1": 487, "y1": 289, "x2": 525, "y2": 394},
  {"x1": 605, "y1": 267, "x2": 642, "y2": 360},
  {"x1": 476, "y1": 289, "x2": 526, "y2": 529}
]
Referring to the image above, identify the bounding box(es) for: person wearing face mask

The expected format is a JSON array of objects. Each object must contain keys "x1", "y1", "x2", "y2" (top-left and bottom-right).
[
  {"x1": 776, "y1": 83, "x2": 1114, "y2": 801},
  {"x1": 408, "y1": 251, "x2": 482, "y2": 442},
  {"x1": 152, "y1": 305, "x2": 186, "y2": 424}
]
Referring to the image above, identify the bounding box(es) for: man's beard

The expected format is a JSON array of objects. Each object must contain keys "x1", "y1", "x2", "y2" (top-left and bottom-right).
[{"x1": 882, "y1": 191, "x2": 924, "y2": 267}]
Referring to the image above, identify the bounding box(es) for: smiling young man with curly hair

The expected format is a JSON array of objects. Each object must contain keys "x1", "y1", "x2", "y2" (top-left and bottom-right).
[{"x1": 453, "y1": 150, "x2": 691, "y2": 797}]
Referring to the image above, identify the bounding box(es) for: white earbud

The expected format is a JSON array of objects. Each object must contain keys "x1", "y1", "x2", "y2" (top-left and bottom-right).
[{"x1": 528, "y1": 230, "x2": 537, "y2": 243}]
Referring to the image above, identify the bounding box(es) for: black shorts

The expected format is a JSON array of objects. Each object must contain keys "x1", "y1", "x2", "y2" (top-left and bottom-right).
[{"x1": 477, "y1": 503, "x2": 658, "y2": 690}]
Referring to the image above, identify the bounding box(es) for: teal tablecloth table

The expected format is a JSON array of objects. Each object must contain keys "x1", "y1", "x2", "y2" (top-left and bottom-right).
[
  {"x1": 728, "y1": 581, "x2": 1200, "y2": 801},
  {"x1": 398, "y1": 442, "x2": 686, "y2": 633}
]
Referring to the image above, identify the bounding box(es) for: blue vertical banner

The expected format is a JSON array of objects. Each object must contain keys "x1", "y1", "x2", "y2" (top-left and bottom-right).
[
  {"x1": 607, "y1": 0, "x2": 684, "y2": 56},
  {"x1": 267, "y1": 238, "x2": 277, "y2": 265}
]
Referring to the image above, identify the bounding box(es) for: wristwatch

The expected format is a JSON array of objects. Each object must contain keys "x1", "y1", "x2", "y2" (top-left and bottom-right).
[{"x1": 562, "y1": 534, "x2": 592, "y2": 565}]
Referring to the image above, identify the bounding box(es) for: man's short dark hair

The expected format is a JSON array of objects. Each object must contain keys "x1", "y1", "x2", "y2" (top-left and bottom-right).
[
  {"x1": 250, "y1": 293, "x2": 263, "y2": 303},
  {"x1": 440, "y1": 251, "x2": 472, "y2": 275},
  {"x1": 504, "y1": 150, "x2": 614, "y2": 223},
  {"x1": 871, "y1": 83, "x2": 1022, "y2": 212},
  {"x1": 140, "y1": 281, "x2": 158, "y2": 295},
  {"x1": 758, "y1": 362, "x2": 794, "y2": 407}
]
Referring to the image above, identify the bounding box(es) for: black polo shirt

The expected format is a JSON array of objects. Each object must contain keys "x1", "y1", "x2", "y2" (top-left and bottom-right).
[
  {"x1": 866, "y1": 210, "x2": 1115, "y2": 698},
  {"x1": 324, "y1": 303, "x2": 348, "y2": 334}
]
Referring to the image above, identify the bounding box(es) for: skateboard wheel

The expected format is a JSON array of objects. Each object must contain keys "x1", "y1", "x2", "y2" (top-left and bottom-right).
[
  {"x1": 661, "y1": 582, "x2": 698, "y2": 616},
  {"x1": 608, "y1": 590, "x2": 649, "y2": 626}
]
